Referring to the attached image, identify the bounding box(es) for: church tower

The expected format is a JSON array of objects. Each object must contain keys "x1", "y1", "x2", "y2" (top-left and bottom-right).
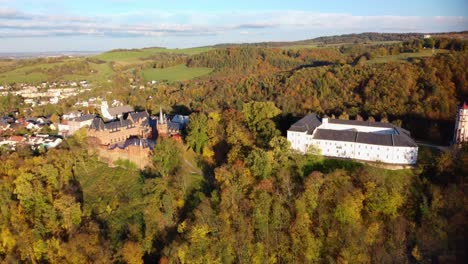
[
  {"x1": 156, "y1": 106, "x2": 168, "y2": 136},
  {"x1": 453, "y1": 102, "x2": 468, "y2": 145}
]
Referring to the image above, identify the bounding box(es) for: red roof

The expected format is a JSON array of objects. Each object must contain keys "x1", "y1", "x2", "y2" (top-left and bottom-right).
[
  {"x1": 9, "y1": 135, "x2": 24, "y2": 142},
  {"x1": 462, "y1": 102, "x2": 468, "y2": 109},
  {"x1": 171, "y1": 134, "x2": 182, "y2": 142}
]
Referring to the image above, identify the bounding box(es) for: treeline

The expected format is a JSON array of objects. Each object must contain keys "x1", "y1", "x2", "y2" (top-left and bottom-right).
[
  {"x1": 312, "y1": 32, "x2": 424, "y2": 44},
  {"x1": 212, "y1": 32, "x2": 429, "y2": 48}
]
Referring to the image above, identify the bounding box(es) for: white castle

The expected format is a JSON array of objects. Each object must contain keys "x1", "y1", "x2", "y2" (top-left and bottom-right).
[
  {"x1": 287, "y1": 114, "x2": 418, "y2": 165},
  {"x1": 453, "y1": 102, "x2": 468, "y2": 145}
]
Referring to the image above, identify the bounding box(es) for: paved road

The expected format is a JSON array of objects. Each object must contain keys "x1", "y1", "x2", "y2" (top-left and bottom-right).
[{"x1": 416, "y1": 141, "x2": 450, "y2": 152}]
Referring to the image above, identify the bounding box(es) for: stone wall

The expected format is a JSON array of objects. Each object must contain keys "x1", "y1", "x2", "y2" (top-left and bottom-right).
[
  {"x1": 88, "y1": 125, "x2": 151, "y2": 145},
  {"x1": 94, "y1": 144, "x2": 151, "y2": 170}
]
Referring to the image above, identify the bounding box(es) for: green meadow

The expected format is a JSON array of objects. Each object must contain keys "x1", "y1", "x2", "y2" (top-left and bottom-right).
[{"x1": 142, "y1": 64, "x2": 213, "y2": 82}]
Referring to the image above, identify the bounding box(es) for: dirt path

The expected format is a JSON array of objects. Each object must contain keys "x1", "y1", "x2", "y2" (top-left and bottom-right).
[
  {"x1": 183, "y1": 157, "x2": 202, "y2": 174},
  {"x1": 416, "y1": 141, "x2": 450, "y2": 152}
]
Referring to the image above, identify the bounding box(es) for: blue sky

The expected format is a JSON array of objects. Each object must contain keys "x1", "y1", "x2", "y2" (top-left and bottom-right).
[{"x1": 1, "y1": 0, "x2": 467, "y2": 52}]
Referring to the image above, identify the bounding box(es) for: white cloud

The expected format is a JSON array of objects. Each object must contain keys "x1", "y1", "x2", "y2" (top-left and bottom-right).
[{"x1": 0, "y1": 9, "x2": 466, "y2": 51}]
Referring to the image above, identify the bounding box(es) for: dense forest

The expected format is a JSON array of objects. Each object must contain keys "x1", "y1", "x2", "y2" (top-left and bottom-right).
[
  {"x1": 0, "y1": 33, "x2": 467, "y2": 263},
  {"x1": 0, "y1": 106, "x2": 466, "y2": 263}
]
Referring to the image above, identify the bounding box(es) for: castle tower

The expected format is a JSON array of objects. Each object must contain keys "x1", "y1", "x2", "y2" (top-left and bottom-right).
[
  {"x1": 453, "y1": 102, "x2": 468, "y2": 145},
  {"x1": 159, "y1": 106, "x2": 164, "y2": 124},
  {"x1": 157, "y1": 106, "x2": 168, "y2": 136}
]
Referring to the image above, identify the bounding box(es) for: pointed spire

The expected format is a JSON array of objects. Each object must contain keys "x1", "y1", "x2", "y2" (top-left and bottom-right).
[{"x1": 159, "y1": 106, "x2": 164, "y2": 124}]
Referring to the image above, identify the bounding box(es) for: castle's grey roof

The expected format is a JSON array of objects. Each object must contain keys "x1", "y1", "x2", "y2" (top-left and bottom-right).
[
  {"x1": 393, "y1": 133, "x2": 418, "y2": 147},
  {"x1": 313, "y1": 128, "x2": 356, "y2": 142},
  {"x1": 356, "y1": 132, "x2": 393, "y2": 146},
  {"x1": 312, "y1": 128, "x2": 417, "y2": 147},
  {"x1": 288, "y1": 113, "x2": 322, "y2": 134},
  {"x1": 129, "y1": 111, "x2": 148, "y2": 123},
  {"x1": 328, "y1": 118, "x2": 395, "y2": 128},
  {"x1": 109, "y1": 138, "x2": 155, "y2": 150},
  {"x1": 108, "y1": 105, "x2": 134, "y2": 117},
  {"x1": 104, "y1": 118, "x2": 133, "y2": 131},
  {"x1": 90, "y1": 118, "x2": 105, "y2": 130}
]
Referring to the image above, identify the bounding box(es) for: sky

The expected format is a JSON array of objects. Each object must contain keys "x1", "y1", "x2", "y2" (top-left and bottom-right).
[{"x1": 0, "y1": 0, "x2": 467, "y2": 52}]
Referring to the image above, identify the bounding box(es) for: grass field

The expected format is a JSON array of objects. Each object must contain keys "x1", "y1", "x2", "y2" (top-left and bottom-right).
[
  {"x1": 95, "y1": 46, "x2": 213, "y2": 63},
  {"x1": 142, "y1": 64, "x2": 213, "y2": 82},
  {"x1": 75, "y1": 159, "x2": 143, "y2": 217},
  {"x1": 62, "y1": 61, "x2": 115, "y2": 84},
  {"x1": 0, "y1": 57, "x2": 117, "y2": 84},
  {"x1": 367, "y1": 49, "x2": 449, "y2": 64},
  {"x1": 0, "y1": 70, "x2": 48, "y2": 84}
]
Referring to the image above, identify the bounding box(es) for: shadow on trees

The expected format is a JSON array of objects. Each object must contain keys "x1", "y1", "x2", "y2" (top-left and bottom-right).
[
  {"x1": 171, "y1": 104, "x2": 192, "y2": 116},
  {"x1": 398, "y1": 114, "x2": 454, "y2": 145},
  {"x1": 303, "y1": 158, "x2": 363, "y2": 176},
  {"x1": 276, "y1": 112, "x2": 303, "y2": 136},
  {"x1": 292, "y1": 61, "x2": 334, "y2": 71}
]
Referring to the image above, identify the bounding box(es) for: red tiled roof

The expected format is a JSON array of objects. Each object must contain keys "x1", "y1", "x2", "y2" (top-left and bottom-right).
[
  {"x1": 462, "y1": 102, "x2": 468, "y2": 109},
  {"x1": 9, "y1": 135, "x2": 24, "y2": 142}
]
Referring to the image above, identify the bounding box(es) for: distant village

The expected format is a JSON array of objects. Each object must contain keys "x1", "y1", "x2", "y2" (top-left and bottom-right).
[
  {"x1": 0, "y1": 80, "x2": 189, "y2": 166},
  {"x1": 0, "y1": 80, "x2": 91, "y2": 107}
]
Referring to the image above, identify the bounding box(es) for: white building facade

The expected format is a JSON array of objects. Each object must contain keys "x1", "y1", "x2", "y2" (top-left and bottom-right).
[
  {"x1": 453, "y1": 102, "x2": 468, "y2": 145},
  {"x1": 287, "y1": 114, "x2": 418, "y2": 165}
]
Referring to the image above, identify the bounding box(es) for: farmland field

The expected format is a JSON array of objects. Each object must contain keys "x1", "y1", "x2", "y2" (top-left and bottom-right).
[
  {"x1": 94, "y1": 47, "x2": 213, "y2": 63},
  {"x1": 367, "y1": 49, "x2": 449, "y2": 63},
  {"x1": 142, "y1": 64, "x2": 213, "y2": 82}
]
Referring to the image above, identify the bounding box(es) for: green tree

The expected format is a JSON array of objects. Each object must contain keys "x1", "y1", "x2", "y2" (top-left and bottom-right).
[
  {"x1": 246, "y1": 148, "x2": 273, "y2": 180},
  {"x1": 242, "y1": 101, "x2": 281, "y2": 146},
  {"x1": 186, "y1": 112, "x2": 209, "y2": 154},
  {"x1": 152, "y1": 138, "x2": 181, "y2": 177}
]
